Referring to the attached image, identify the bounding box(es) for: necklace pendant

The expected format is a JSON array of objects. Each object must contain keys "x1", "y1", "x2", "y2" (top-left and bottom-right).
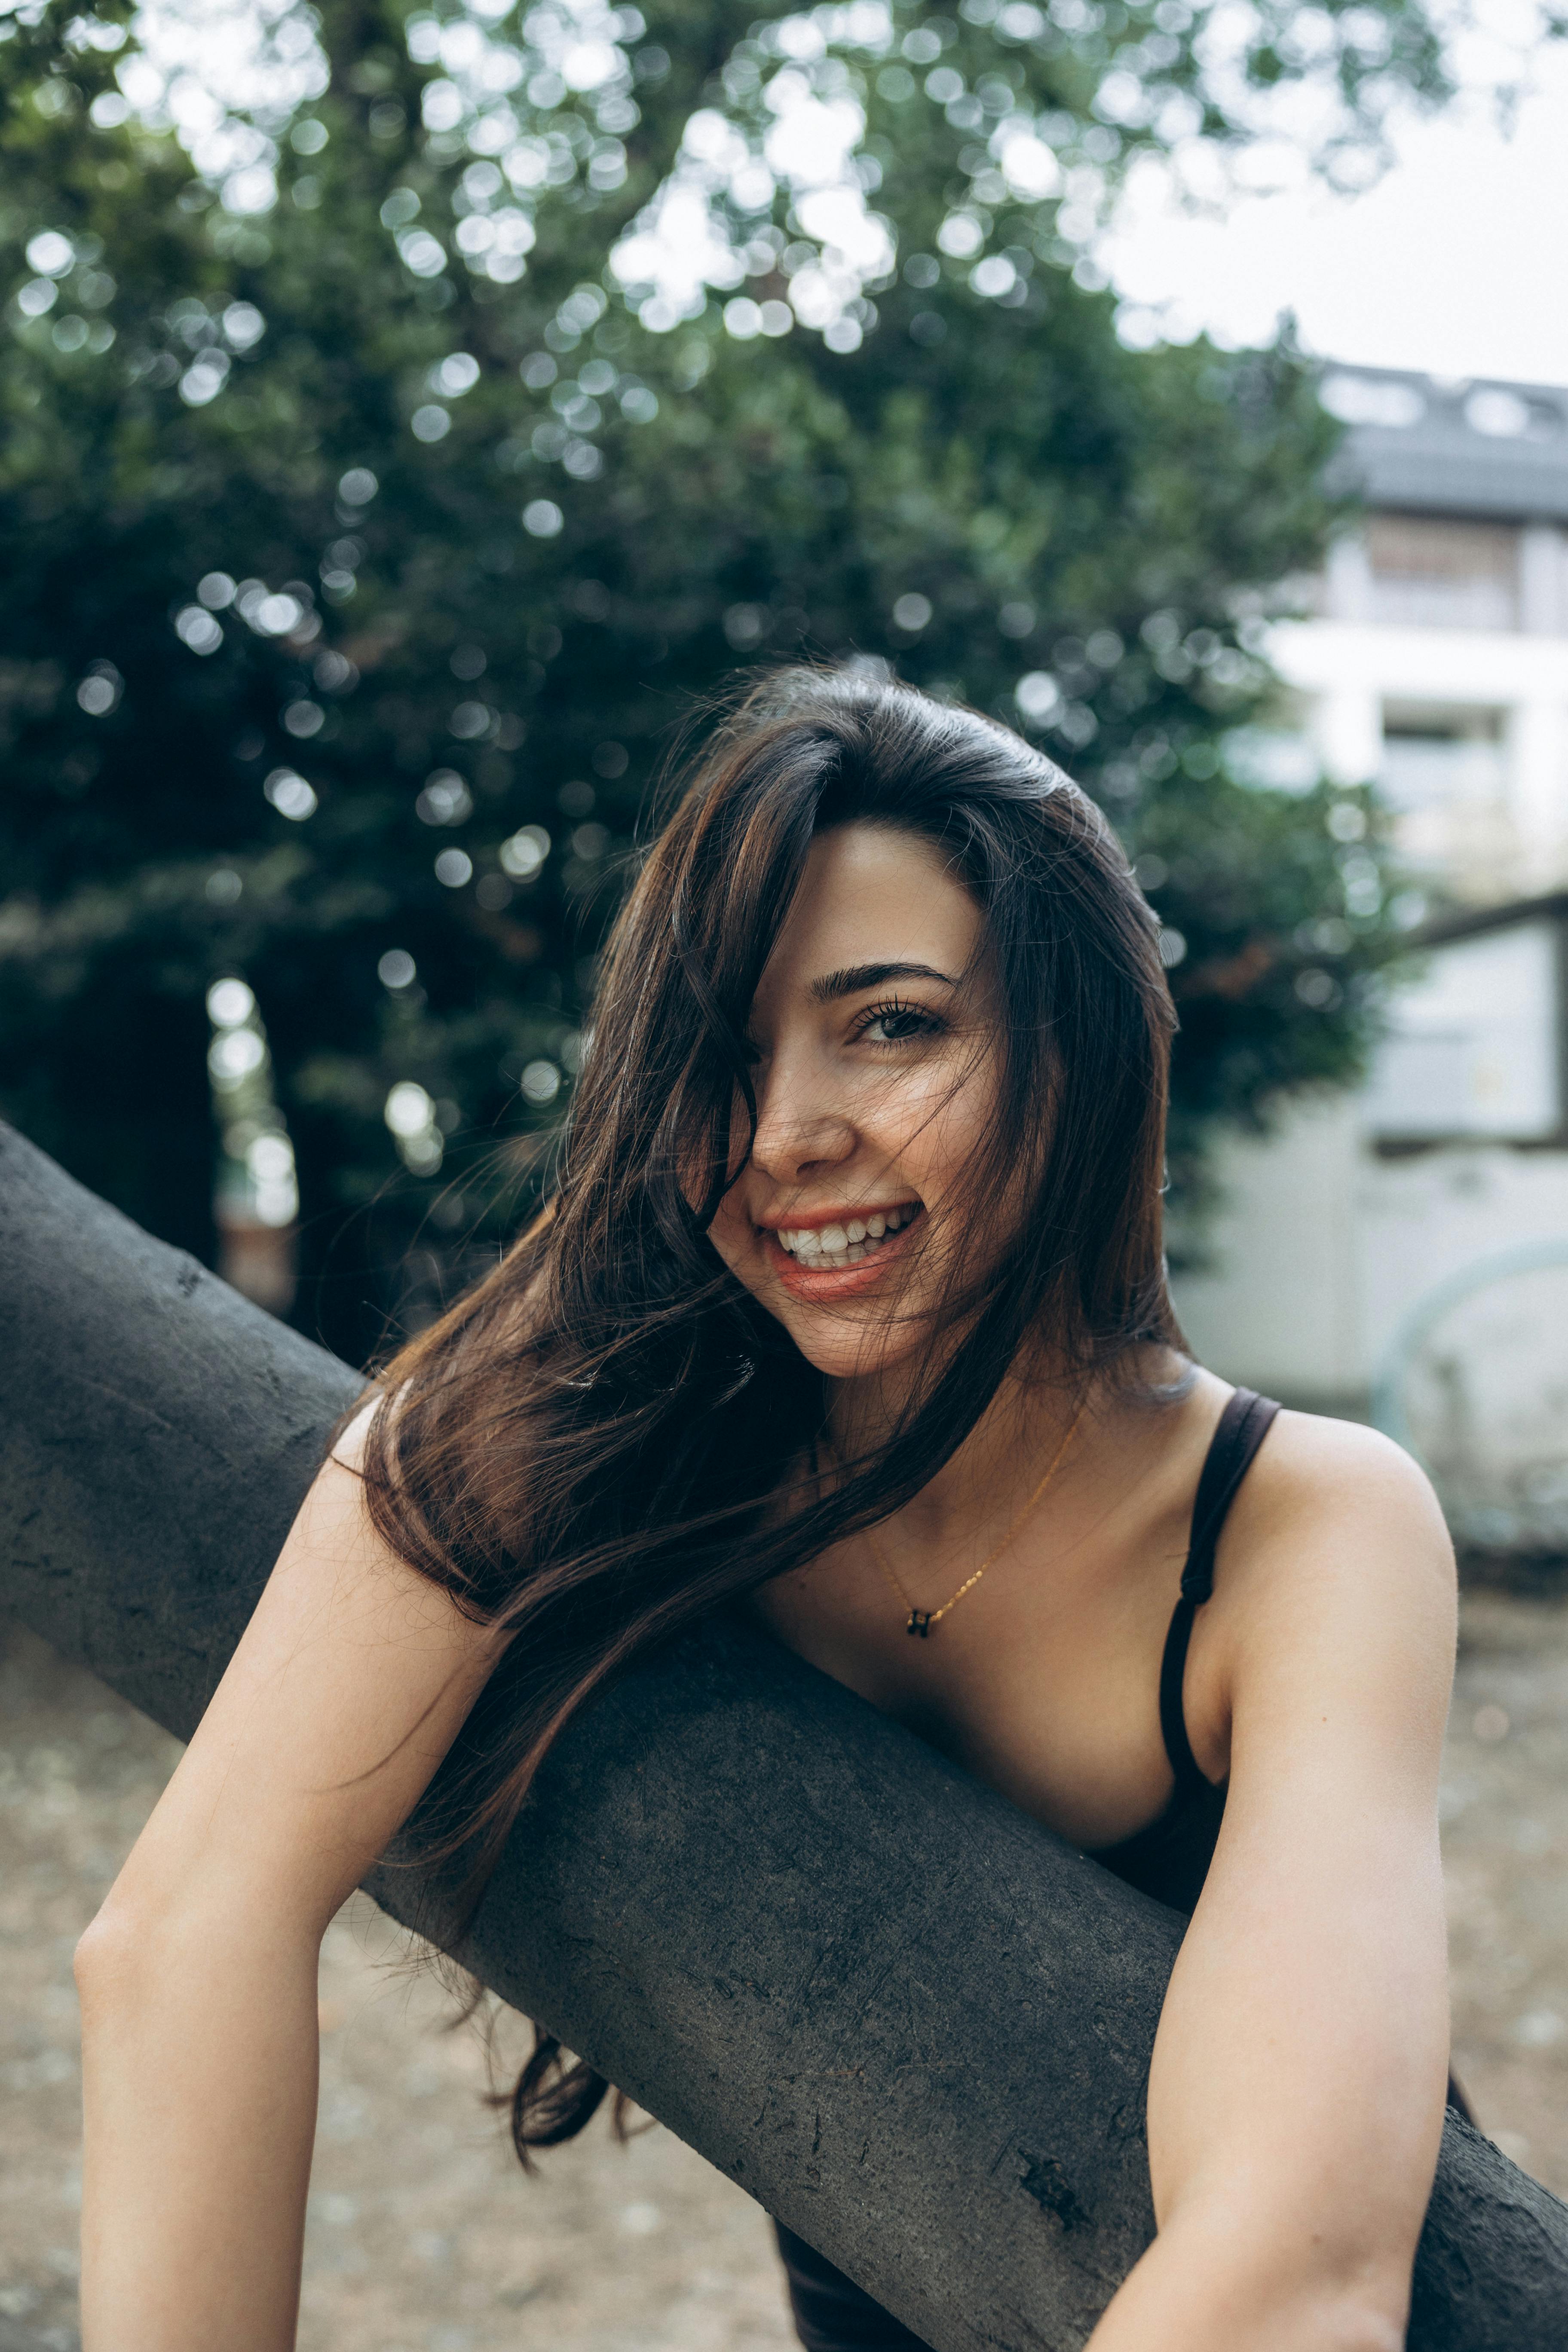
[{"x1": 906, "y1": 1610, "x2": 933, "y2": 1638}]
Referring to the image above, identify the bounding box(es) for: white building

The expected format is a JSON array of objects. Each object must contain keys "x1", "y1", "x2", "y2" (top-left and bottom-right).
[{"x1": 1173, "y1": 365, "x2": 1568, "y2": 1446}]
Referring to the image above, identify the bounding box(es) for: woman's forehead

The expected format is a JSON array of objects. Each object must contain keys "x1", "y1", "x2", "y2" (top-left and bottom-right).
[{"x1": 756, "y1": 824, "x2": 979, "y2": 1003}]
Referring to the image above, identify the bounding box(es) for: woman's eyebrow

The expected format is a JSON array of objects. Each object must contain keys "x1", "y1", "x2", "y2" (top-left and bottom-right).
[{"x1": 807, "y1": 961, "x2": 958, "y2": 1003}]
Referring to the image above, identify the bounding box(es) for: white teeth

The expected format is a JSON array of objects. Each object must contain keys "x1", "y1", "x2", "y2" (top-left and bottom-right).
[{"x1": 772, "y1": 1207, "x2": 920, "y2": 1262}]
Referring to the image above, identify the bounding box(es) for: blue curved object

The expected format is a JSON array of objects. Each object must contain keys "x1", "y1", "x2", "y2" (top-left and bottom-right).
[{"x1": 1372, "y1": 1235, "x2": 1568, "y2": 1462}]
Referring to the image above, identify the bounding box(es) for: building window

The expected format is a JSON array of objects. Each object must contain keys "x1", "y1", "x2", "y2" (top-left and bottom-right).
[
  {"x1": 1366, "y1": 514, "x2": 1519, "y2": 631},
  {"x1": 1379, "y1": 708, "x2": 1507, "y2": 816}
]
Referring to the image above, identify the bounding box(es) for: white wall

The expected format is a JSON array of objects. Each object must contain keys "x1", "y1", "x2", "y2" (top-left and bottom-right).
[
  {"x1": 1185, "y1": 516, "x2": 1568, "y2": 1410},
  {"x1": 1171, "y1": 1100, "x2": 1363, "y2": 1404},
  {"x1": 1172, "y1": 1105, "x2": 1568, "y2": 1409},
  {"x1": 1354, "y1": 1147, "x2": 1568, "y2": 1389}
]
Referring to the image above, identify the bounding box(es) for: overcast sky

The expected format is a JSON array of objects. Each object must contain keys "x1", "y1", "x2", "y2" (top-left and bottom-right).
[{"x1": 1101, "y1": 46, "x2": 1568, "y2": 389}]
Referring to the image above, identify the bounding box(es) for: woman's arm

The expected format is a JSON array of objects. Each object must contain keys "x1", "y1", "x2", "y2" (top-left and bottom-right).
[
  {"x1": 1087, "y1": 1415, "x2": 1457, "y2": 2352},
  {"x1": 74, "y1": 1412, "x2": 510, "y2": 2352}
]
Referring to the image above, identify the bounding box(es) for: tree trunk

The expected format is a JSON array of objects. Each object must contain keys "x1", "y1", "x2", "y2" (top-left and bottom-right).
[{"x1": 0, "y1": 1118, "x2": 1562, "y2": 2349}]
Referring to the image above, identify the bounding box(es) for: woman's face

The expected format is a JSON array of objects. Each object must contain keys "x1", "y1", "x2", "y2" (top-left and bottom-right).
[{"x1": 706, "y1": 821, "x2": 1000, "y2": 1384}]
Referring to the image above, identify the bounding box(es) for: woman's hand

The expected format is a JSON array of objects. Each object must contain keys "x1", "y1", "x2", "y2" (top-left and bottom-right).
[
  {"x1": 74, "y1": 1408, "x2": 511, "y2": 2352},
  {"x1": 1086, "y1": 1413, "x2": 1456, "y2": 2352}
]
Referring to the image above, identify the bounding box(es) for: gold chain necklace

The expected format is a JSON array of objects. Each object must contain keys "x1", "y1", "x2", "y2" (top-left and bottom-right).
[{"x1": 859, "y1": 1403, "x2": 1086, "y2": 1638}]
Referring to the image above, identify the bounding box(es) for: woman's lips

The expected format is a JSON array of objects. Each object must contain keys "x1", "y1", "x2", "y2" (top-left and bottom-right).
[{"x1": 761, "y1": 1210, "x2": 924, "y2": 1301}]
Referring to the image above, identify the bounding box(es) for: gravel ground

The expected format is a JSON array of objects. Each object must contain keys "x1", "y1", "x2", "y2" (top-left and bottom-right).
[
  {"x1": 1441, "y1": 1588, "x2": 1568, "y2": 2188},
  {"x1": 2, "y1": 1589, "x2": 1565, "y2": 2350}
]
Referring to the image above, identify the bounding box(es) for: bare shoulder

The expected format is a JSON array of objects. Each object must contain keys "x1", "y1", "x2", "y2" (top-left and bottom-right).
[
  {"x1": 330, "y1": 1389, "x2": 383, "y2": 1476},
  {"x1": 1215, "y1": 1405, "x2": 1456, "y2": 1701},
  {"x1": 1240, "y1": 1407, "x2": 1452, "y2": 1563},
  {"x1": 1246, "y1": 1406, "x2": 1449, "y2": 1528},
  {"x1": 97, "y1": 1387, "x2": 512, "y2": 1945}
]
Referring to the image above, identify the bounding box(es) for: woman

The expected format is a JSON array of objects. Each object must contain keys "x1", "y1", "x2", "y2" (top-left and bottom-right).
[{"x1": 76, "y1": 667, "x2": 1456, "y2": 2352}]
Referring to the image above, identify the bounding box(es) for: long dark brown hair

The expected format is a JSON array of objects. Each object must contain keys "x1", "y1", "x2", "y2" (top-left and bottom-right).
[{"x1": 358, "y1": 664, "x2": 1184, "y2": 2156}]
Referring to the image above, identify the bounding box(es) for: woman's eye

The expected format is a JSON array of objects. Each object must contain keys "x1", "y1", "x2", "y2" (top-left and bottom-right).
[{"x1": 859, "y1": 1001, "x2": 940, "y2": 1046}]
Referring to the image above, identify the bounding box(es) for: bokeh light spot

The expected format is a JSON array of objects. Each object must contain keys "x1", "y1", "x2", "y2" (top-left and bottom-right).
[{"x1": 264, "y1": 768, "x2": 318, "y2": 821}]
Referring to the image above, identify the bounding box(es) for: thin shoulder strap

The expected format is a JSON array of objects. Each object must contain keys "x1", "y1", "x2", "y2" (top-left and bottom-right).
[
  {"x1": 1157, "y1": 1389, "x2": 1282, "y2": 1794},
  {"x1": 1181, "y1": 1387, "x2": 1282, "y2": 1605}
]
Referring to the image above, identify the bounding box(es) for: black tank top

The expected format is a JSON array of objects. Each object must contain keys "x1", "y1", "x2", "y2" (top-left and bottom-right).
[
  {"x1": 1086, "y1": 1386, "x2": 1280, "y2": 1915},
  {"x1": 772, "y1": 1387, "x2": 1469, "y2": 2352}
]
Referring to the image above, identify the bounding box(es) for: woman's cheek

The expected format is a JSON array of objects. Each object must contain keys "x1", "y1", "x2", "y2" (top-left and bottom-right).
[
  {"x1": 705, "y1": 1201, "x2": 753, "y2": 1284},
  {"x1": 893, "y1": 1074, "x2": 982, "y2": 1192},
  {"x1": 929, "y1": 1056, "x2": 996, "y2": 1160}
]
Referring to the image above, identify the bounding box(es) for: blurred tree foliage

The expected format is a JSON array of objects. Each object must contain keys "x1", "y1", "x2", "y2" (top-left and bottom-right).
[{"x1": 0, "y1": 0, "x2": 1461, "y2": 1356}]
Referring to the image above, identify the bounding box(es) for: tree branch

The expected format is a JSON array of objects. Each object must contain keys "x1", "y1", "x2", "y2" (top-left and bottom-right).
[{"x1": 0, "y1": 1118, "x2": 1562, "y2": 2350}]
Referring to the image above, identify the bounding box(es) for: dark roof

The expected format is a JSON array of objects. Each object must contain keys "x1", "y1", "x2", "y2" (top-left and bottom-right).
[{"x1": 1320, "y1": 364, "x2": 1568, "y2": 523}]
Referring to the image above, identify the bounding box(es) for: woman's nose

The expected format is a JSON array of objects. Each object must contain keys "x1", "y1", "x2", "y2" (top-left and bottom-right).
[{"x1": 749, "y1": 1053, "x2": 856, "y2": 1180}]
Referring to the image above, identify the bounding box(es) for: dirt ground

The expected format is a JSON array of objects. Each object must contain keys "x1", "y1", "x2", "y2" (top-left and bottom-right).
[{"x1": 3, "y1": 1589, "x2": 1565, "y2": 2351}]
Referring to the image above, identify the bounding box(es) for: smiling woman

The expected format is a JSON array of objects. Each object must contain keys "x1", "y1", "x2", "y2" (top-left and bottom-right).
[
  {"x1": 704, "y1": 817, "x2": 1074, "y2": 1400},
  {"x1": 347, "y1": 668, "x2": 1186, "y2": 1774},
  {"x1": 78, "y1": 666, "x2": 1457, "y2": 2352}
]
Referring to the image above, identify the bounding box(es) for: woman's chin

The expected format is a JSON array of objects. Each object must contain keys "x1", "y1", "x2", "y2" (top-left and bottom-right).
[
  {"x1": 708, "y1": 1233, "x2": 929, "y2": 1383},
  {"x1": 772, "y1": 1304, "x2": 924, "y2": 1384}
]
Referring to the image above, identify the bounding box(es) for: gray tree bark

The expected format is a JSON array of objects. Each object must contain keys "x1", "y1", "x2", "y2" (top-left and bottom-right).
[{"x1": 1, "y1": 1118, "x2": 1564, "y2": 2350}]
